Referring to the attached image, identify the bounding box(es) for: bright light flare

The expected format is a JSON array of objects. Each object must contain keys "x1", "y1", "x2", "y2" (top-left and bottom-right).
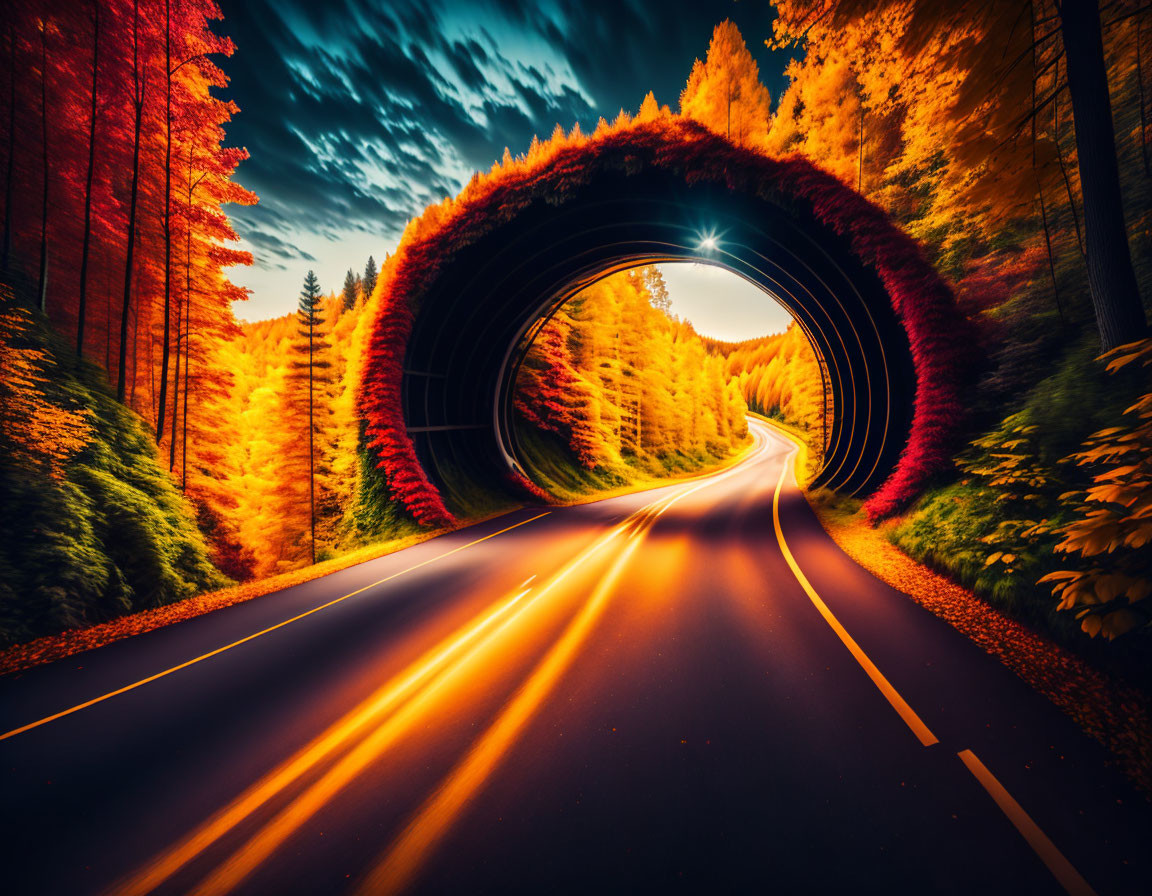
[{"x1": 698, "y1": 233, "x2": 719, "y2": 252}]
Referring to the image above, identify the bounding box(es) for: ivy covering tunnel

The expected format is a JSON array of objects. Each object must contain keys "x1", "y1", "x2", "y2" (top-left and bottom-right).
[{"x1": 358, "y1": 114, "x2": 977, "y2": 528}]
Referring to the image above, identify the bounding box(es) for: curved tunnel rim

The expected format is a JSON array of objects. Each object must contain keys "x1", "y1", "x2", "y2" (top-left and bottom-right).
[
  {"x1": 360, "y1": 119, "x2": 971, "y2": 526},
  {"x1": 401, "y1": 181, "x2": 910, "y2": 503}
]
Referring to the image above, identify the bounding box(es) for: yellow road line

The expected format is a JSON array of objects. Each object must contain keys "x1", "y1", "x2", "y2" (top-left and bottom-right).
[
  {"x1": 770, "y1": 444, "x2": 939, "y2": 747},
  {"x1": 957, "y1": 749, "x2": 1096, "y2": 896},
  {"x1": 140, "y1": 448, "x2": 762, "y2": 896},
  {"x1": 114, "y1": 522, "x2": 632, "y2": 896},
  {"x1": 0, "y1": 512, "x2": 552, "y2": 743}
]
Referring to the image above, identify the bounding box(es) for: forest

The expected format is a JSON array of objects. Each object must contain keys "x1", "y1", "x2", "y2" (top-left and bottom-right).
[
  {"x1": 513, "y1": 267, "x2": 750, "y2": 500},
  {"x1": 1, "y1": 0, "x2": 1150, "y2": 674}
]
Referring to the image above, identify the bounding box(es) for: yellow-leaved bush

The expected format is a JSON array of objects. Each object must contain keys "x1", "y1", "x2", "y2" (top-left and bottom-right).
[{"x1": 1041, "y1": 339, "x2": 1152, "y2": 639}]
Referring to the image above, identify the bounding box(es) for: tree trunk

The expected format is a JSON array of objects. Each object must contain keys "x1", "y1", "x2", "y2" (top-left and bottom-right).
[
  {"x1": 1038, "y1": 194, "x2": 1066, "y2": 323},
  {"x1": 77, "y1": 1, "x2": 99, "y2": 359},
  {"x1": 726, "y1": 77, "x2": 731, "y2": 141},
  {"x1": 858, "y1": 100, "x2": 864, "y2": 193},
  {"x1": 104, "y1": 275, "x2": 111, "y2": 370},
  {"x1": 156, "y1": 0, "x2": 173, "y2": 444},
  {"x1": 181, "y1": 241, "x2": 191, "y2": 489},
  {"x1": 2, "y1": 22, "x2": 16, "y2": 271},
  {"x1": 117, "y1": 0, "x2": 144, "y2": 402},
  {"x1": 1053, "y1": 55, "x2": 1086, "y2": 263},
  {"x1": 1032, "y1": 0, "x2": 1065, "y2": 325},
  {"x1": 1139, "y1": 19, "x2": 1151, "y2": 178},
  {"x1": 1060, "y1": 0, "x2": 1148, "y2": 349},
  {"x1": 308, "y1": 311, "x2": 316, "y2": 564},
  {"x1": 37, "y1": 20, "x2": 48, "y2": 313},
  {"x1": 181, "y1": 157, "x2": 198, "y2": 490},
  {"x1": 168, "y1": 270, "x2": 181, "y2": 470}
]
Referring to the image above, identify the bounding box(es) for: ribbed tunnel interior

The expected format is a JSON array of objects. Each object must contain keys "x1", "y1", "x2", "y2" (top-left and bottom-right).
[{"x1": 399, "y1": 169, "x2": 917, "y2": 513}]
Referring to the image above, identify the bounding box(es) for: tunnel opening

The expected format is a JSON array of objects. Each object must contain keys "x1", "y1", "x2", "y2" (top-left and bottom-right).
[
  {"x1": 505, "y1": 261, "x2": 832, "y2": 505},
  {"x1": 398, "y1": 170, "x2": 916, "y2": 517},
  {"x1": 361, "y1": 119, "x2": 973, "y2": 527}
]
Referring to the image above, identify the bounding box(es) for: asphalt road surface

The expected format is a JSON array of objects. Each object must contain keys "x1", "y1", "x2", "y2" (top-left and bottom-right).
[{"x1": 2, "y1": 420, "x2": 1150, "y2": 895}]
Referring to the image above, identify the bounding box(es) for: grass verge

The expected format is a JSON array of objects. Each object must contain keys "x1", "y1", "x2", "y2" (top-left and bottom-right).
[{"x1": 0, "y1": 521, "x2": 484, "y2": 678}]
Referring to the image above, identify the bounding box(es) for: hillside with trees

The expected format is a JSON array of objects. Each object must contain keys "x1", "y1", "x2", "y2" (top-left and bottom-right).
[
  {"x1": 213, "y1": 257, "x2": 408, "y2": 580},
  {"x1": 0, "y1": 0, "x2": 252, "y2": 643},
  {"x1": 2, "y1": 0, "x2": 1150, "y2": 665},
  {"x1": 513, "y1": 267, "x2": 750, "y2": 498},
  {"x1": 705, "y1": 323, "x2": 826, "y2": 464}
]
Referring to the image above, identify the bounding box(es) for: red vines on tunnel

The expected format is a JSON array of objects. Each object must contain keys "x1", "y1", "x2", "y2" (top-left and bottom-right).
[
  {"x1": 506, "y1": 469, "x2": 554, "y2": 505},
  {"x1": 776, "y1": 158, "x2": 978, "y2": 521},
  {"x1": 358, "y1": 251, "x2": 454, "y2": 528},
  {"x1": 358, "y1": 116, "x2": 974, "y2": 526}
]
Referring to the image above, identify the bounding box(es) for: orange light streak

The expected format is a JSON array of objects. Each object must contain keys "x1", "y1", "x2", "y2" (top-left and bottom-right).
[
  {"x1": 3, "y1": 513, "x2": 553, "y2": 745},
  {"x1": 113, "y1": 527, "x2": 629, "y2": 896},
  {"x1": 180, "y1": 523, "x2": 635, "y2": 896},
  {"x1": 353, "y1": 532, "x2": 647, "y2": 896},
  {"x1": 114, "y1": 430, "x2": 771, "y2": 896}
]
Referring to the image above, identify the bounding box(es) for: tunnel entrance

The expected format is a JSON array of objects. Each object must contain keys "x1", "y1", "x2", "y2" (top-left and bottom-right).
[{"x1": 359, "y1": 119, "x2": 973, "y2": 526}]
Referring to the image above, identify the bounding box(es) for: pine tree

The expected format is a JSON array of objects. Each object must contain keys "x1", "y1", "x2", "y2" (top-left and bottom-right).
[
  {"x1": 680, "y1": 20, "x2": 771, "y2": 149},
  {"x1": 341, "y1": 268, "x2": 357, "y2": 310},
  {"x1": 363, "y1": 255, "x2": 378, "y2": 302},
  {"x1": 288, "y1": 270, "x2": 330, "y2": 564}
]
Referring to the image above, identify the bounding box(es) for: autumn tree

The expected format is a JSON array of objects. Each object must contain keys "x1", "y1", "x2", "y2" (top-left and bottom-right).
[
  {"x1": 1060, "y1": 0, "x2": 1148, "y2": 347},
  {"x1": 515, "y1": 267, "x2": 750, "y2": 482},
  {"x1": 770, "y1": 0, "x2": 1148, "y2": 348},
  {"x1": 680, "y1": 20, "x2": 771, "y2": 149},
  {"x1": 75, "y1": 0, "x2": 100, "y2": 359},
  {"x1": 116, "y1": 0, "x2": 147, "y2": 402}
]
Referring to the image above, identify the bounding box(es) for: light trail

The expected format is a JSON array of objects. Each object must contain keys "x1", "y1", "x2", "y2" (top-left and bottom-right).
[
  {"x1": 114, "y1": 521, "x2": 629, "y2": 896},
  {"x1": 354, "y1": 531, "x2": 649, "y2": 896},
  {"x1": 352, "y1": 432, "x2": 774, "y2": 895},
  {"x1": 115, "y1": 425, "x2": 775, "y2": 896},
  {"x1": 2, "y1": 512, "x2": 553, "y2": 744}
]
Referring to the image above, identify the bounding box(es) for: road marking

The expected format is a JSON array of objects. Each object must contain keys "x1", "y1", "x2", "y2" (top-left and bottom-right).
[
  {"x1": 957, "y1": 749, "x2": 1096, "y2": 896},
  {"x1": 116, "y1": 444, "x2": 766, "y2": 896},
  {"x1": 113, "y1": 522, "x2": 632, "y2": 896},
  {"x1": 0, "y1": 512, "x2": 552, "y2": 743},
  {"x1": 770, "y1": 446, "x2": 939, "y2": 747}
]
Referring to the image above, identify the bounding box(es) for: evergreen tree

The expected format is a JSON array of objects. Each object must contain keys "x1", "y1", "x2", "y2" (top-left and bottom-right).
[
  {"x1": 288, "y1": 270, "x2": 330, "y2": 564},
  {"x1": 341, "y1": 268, "x2": 357, "y2": 310},
  {"x1": 363, "y1": 255, "x2": 378, "y2": 301}
]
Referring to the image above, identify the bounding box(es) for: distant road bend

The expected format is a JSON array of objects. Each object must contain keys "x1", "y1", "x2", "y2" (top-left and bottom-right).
[{"x1": 2, "y1": 419, "x2": 1149, "y2": 895}]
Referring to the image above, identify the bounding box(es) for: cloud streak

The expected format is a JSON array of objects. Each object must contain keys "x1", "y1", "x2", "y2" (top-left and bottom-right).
[{"x1": 215, "y1": 0, "x2": 786, "y2": 318}]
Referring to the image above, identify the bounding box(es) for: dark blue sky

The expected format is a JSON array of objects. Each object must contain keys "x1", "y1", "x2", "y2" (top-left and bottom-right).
[{"x1": 214, "y1": 0, "x2": 790, "y2": 319}]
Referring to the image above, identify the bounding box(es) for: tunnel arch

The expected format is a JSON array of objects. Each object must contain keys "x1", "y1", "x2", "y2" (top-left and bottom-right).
[{"x1": 359, "y1": 117, "x2": 976, "y2": 528}]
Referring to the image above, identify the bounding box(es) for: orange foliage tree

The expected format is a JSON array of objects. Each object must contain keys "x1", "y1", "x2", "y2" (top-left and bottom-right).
[{"x1": 516, "y1": 267, "x2": 748, "y2": 477}]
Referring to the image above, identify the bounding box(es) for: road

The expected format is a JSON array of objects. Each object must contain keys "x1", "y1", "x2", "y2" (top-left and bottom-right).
[{"x1": 1, "y1": 420, "x2": 1150, "y2": 895}]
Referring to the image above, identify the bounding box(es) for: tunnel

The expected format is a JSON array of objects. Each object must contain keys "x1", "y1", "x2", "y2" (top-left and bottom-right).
[{"x1": 358, "y1": 118, "x2": 974, "y2": 527}]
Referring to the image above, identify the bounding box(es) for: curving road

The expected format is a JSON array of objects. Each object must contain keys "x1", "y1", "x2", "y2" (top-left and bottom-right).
[{"x1": 1, "y1": 420, "x2": 1150, "y2": 895}]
